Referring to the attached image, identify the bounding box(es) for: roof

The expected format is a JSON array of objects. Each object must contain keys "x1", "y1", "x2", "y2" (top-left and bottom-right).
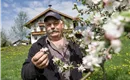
[{"x1": 25, "y1": 8, "x2": 74, "y2": 28}]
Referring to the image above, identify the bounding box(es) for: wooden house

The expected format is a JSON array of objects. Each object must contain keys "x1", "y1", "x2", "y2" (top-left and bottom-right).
[{"x1": 25, "y1": 7, "x2": 78, "y2": 44}]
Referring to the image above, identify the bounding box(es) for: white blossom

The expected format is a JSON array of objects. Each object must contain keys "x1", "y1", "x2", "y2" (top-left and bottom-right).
[
  {"x1": 120, "y1": 0, "x2": 130, "y2": 8},
  {"x1": 52, "y1": 57, "x2": 60, "y2": 63},
  {"x1": 106, "y1": 54, "x2": 112, "y2": 60},
  {"x1": 85, "y1": 0, "x2": 93, "y2": 5},
  {"x1": 83, "y1": 28, "x2": 94, "y2": 44},
  {"x1": 68, "y1": 34, "x2": 74, "y2": 38},
  {"x1": 86, "y1": 41, "x2": 105, "y2": 54},
  {"x1": 85, "y1": 0, "x2": 101, "y2": 5},
  {"x1": 41, "y1": 47, "x2": 49, "y2": 54},
  {"x1": 41, "y1": 47, "x2": 48, "y2": 52},
  {"x1": 111, "y1": 39, "x2": 121, "y2": 53},
  {"x1": 92, "y1": 0, "x2": 101, "y2": 4},
  {"x1": 91, "y1": 12, "x2": 102, "y2": 25},
  {"x1": 58, "y1": 67, "x2": 63, "y2": 73},
  {"x1": 95, "y1": 35, "x2": 100, "y2": 40},
  {"x1": 103, "y1": 21, "x2": 124, "y2": 40},
  {"x1": 64, "y1": 25, "x2": 68, "y2": 29},
  {"x1": 63, "y1": 64, "x2": 69, "y2": 69},
  {"x1": 96, "y1": 41, "x2": 105, "y2": 52},
  {"x1": 80, "y1": 43, "x2": 86, "y2": 48},
  {"x1": 82, "y1": 55, "x2": 102, "y2": 70},
  {"x1": 78, "y1": 65, "x2": 86, "y2": 72},
  {"x1": 103, "y1": 0, "x2": 120, "y2": 13},
  {"x1": 78, "y1": 39, "x2": 82, "y2": 42},
  {"x1": 86, "y1": 42, "x2": 98, "y2": 54},
  {"x1": 74, "y1": 3, "x2": 77, "y2": 6},
  {"x1": 112, "y1": 16, "x2": 124, "y2": 26}
]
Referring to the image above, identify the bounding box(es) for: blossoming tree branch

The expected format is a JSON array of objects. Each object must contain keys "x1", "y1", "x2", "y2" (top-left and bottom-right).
[{"x1": 43, "y1": 0, "x2": 130, "y2": 80}]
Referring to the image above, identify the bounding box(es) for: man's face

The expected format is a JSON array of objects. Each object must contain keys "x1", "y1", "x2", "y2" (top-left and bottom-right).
[{"x1": 44, "y1": 17, "x2": 64, "y2": 39}]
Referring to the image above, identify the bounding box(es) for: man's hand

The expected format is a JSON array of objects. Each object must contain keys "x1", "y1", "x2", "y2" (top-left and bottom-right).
[{"x1": 31, "y1": 49, "x2": 49, "y2": 69}]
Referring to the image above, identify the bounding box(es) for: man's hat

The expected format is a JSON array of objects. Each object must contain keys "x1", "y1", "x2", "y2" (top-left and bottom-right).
[{"x1": 44, "y1": 11, "x2": 61, "y2": 22}]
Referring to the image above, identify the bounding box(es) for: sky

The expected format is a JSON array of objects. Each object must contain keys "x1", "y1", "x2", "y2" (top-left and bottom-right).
[{"x1": 1, "y1": 0, "x2": 85, "y2": 33}]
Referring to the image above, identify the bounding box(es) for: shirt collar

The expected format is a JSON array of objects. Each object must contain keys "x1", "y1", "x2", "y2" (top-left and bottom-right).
[{"x1": 46, "y1": 37, "x2": 69, "y2": 46}]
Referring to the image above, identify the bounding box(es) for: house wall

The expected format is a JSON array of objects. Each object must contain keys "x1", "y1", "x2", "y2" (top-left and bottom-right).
[
  {"x1": 31, "y1": 16, "x2": 45, "y2": 32},
  {"x1": 31, "y1": 35, "x2": 42, "y2": 44}
]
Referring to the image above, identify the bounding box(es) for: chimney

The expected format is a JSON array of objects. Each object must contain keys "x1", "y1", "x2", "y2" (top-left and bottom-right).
[{"x1": 48, "y1": 4, "x2": 52, "y2": 8}]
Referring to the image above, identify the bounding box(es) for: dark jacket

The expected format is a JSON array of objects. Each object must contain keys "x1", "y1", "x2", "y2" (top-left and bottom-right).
[{"x1": 21, "y1": 36, "x2": 83, "y2": 80}]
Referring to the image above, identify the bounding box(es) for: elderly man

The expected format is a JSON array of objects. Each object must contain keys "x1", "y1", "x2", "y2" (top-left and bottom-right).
[{"x1": 21, "y1": 11, "x2": 83, "y2": 80}]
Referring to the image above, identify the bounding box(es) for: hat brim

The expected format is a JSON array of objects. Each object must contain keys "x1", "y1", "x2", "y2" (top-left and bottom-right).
[{"x1": 44, "y1": 16, "x2": 60, "y2": 22}]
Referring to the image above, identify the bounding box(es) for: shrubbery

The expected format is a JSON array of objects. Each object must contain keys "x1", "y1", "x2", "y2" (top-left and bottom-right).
[{"x1": 1, "y1": 30, "x2": 11, "y2": 47}]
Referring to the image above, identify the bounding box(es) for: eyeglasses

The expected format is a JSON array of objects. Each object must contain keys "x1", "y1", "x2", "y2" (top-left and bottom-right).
[{"x1": 44, "y1": 20, "x2": 60, "y2": 27}]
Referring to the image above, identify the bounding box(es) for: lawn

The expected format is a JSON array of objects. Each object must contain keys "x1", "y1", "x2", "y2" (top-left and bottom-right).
[
  {"x1": 1, "y1": 45, "x2": 31, "y2": 80},
  {"x1": 1, "y1": 36, "x2": 130, "y2": 80}
]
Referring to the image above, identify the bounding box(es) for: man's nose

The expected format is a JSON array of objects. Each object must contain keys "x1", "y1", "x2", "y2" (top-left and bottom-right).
[{"x1": 50, "y1": 24, "x2": 55, "y2": 28}]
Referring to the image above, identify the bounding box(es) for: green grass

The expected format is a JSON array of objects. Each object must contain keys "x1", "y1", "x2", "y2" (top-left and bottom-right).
[
  {"x1": 1, "y1": 36, "x2": 130, "y2": 80},
  {"x1": 1, "y1": 45, "x2": 31, "y2": 80}
]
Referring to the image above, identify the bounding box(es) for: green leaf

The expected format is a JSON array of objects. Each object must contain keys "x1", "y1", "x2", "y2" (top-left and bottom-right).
[{"x1": 120, "y1": 11, "x2": 130, "y2": 18}]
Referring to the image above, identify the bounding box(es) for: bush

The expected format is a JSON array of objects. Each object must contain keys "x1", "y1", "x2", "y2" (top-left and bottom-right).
[{"x1": 1, "y1": 30, "x2": 11, "y2": 47}]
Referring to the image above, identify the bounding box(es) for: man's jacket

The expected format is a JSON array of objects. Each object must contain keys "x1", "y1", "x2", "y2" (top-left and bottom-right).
[{"x1": 21, "y1": 36, "x2": 83, "y2": 80}]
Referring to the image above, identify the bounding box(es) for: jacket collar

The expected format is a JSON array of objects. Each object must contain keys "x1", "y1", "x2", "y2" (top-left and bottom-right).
[
  {"x1": 37, "y1": 35, "x2": 75, "y2": 50},
  {"x1": 37, "y1": 35, "x2": 48, "y2": 47}
]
